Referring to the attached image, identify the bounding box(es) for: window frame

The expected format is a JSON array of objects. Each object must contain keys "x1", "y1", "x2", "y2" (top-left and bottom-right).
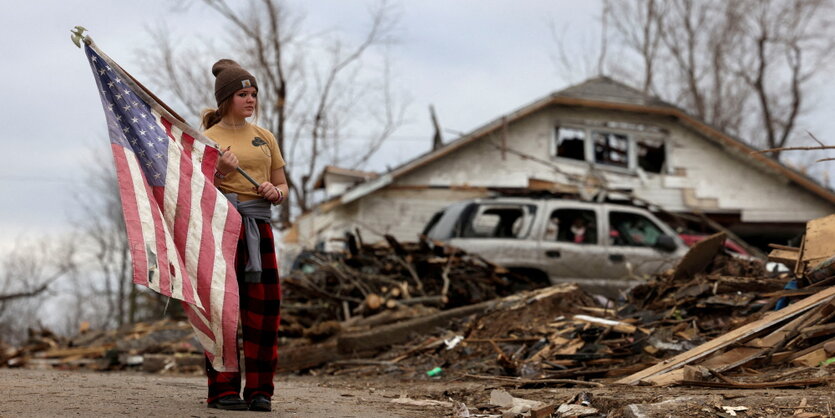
[{"x1": 552, "y1": 123, "x2": 669, "y2": 174}]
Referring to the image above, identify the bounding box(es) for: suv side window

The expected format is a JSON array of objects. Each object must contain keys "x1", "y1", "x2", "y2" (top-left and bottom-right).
[
  {"x1": 460, "y1": 204, "x2": 537, "y2": 239},
  {"x1": 546, "y1": 209, "x2": 597, "y2": 244},
  {"x1": 609, "y1": 211, "x2": 663, "y2": 247}
]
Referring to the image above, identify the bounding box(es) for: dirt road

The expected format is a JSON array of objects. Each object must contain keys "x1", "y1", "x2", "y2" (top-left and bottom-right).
[
  {"x1": 2, "y1": 368, "x2": 834, "y2": 417},
  {"x1": 0, "y1": 369, "x2": 431, "y2": 417}
]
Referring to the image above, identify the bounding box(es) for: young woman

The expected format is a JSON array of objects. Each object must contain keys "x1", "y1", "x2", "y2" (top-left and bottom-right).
[{"x1": 201, "y1": 59, "x2": 287, "y2": 412}]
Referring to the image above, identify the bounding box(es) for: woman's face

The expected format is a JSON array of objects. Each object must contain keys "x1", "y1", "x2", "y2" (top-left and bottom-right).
[{"x1": 228, "y1": 87, "x2": 257, "y2": 120}]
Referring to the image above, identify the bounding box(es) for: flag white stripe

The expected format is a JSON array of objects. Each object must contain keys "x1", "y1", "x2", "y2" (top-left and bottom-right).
[
  {"x1": 123, "y1": 149, "x2": 161, "y2": 293},
  {"x1": 208, "y1": 187, "x2": 231, "y2": 356},
  {"x1": 161, "y1": 138, "x2": 187, "y2": 303}
]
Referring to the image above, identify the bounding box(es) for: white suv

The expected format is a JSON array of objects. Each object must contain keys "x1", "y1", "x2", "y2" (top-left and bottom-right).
[{"x1": 422, "y1": 197, "x2": 690, "y2": 295}]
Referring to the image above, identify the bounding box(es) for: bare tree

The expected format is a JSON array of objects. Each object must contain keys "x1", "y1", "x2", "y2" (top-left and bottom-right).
[
  {"x1": 605, "y1": 0, "x2": 664, "y2": 93},
  {"x1": 137, "y1": 0, "x2": 408, "y2": 224},
  {"x1": 734, "y1": 0, "x2": 835, "y2": 158},
  {"x1": 0, "y1": 237, "x2": 76, "y2": 344},
  {"x1": 571, "y1": 0, "x2": 835, "y2": 160}
]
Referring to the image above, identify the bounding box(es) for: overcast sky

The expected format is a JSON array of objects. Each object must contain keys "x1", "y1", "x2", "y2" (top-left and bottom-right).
[{"x1": 2, "y1": 0, "x2": 834, "y2": 251}]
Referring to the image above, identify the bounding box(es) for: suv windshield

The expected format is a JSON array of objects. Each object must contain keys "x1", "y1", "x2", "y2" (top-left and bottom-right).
[{"x1": 460, "y1": 204, "x2": 537, "y2": 239}]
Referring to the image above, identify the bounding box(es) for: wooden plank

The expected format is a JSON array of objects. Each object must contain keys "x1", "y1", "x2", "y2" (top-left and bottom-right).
[
  {"x1": 698, "y1": 347, "x2": 763, "y2": 370},
  {"x1": 800, "y1": 322, "x2": 835, "y2": 339},
  {"x1": 791, "y1": 348, "x2": 827, "y2": 367},
  {"x1": 36, "y1": 345, "x2": 113, "y2": 359},
  {"x1": 643, "y1": 366, "x2": 705, "y2": 387},
  {"x1": 616, "y1": 286, "x2": 835, "y2": 385},
  {"x1": 801, "y1": 214, "x2": 835, "y2": 263}
]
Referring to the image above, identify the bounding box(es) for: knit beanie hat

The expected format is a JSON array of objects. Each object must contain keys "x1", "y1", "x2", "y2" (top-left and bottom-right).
[{"x1": 212, "y1": 59, "x2": 258, "y2": 105}]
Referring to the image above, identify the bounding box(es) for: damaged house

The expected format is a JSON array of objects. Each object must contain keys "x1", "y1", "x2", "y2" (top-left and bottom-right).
[{"x1": 285, "y1": 76, "x2": 835, "y2": 258}]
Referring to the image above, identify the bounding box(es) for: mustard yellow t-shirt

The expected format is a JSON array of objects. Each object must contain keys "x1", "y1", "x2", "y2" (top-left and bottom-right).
[{"x1": 204, "y1": 122, "x2": 285, "y2": 201}]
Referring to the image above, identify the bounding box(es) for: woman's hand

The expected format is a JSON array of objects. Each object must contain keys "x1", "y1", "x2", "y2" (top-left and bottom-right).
[
  {"x1": 216, "y1": 146, "x2": 238, "y2": 176},
  {"x1": 256, "y1": 181, "x2": 281, "y2": 203}
]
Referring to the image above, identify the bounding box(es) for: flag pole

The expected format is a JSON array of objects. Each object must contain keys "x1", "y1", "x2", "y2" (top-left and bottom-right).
[{"x1": 73, "y1": 26, "x2": 262, "y2": 189}]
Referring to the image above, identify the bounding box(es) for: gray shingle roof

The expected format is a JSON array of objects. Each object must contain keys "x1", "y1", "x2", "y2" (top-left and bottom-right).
[{"x1": 555, "y1": 76, "x2": 673, "y2": 108}]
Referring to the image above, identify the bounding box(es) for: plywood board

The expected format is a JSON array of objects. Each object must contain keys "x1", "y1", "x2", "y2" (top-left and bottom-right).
[
  {"x1": 672, "y1": 232, "x2": 726, "y2": 281},
  {"x1": 801, "y1": 214, "x2": 835, "y2": 263}
]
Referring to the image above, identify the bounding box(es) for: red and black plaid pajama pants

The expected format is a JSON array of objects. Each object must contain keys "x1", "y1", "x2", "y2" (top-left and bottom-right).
[{"x1": 205, "y1": 219, "x2": 282, "y2": 403}]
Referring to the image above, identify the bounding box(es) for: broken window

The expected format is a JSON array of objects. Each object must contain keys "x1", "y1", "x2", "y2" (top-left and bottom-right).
[
  {"x1": 461, "y1": 204, "x2": 537, "y2": 239},
  {"x1": 609, "y1": 211, "x2": 664, "y2": 247},
  {"x1": 592, "y1": 131, "x2": 629, "y2": 169},
  {"x1": 545, "y1": 209, "x2": 597, "y2": 244},
  {"x1": 555, "y1": 127, "x2": 586, "y2": 161},
  {"x1": 637, "y1": 137, "x2": 665, "y2": 173}
]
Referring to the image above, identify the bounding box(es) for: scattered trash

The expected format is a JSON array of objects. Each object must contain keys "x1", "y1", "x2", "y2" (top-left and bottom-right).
[
  {"x1": 444, "y1": 335, "x2": 464, "y2": 350},
  {"x1": 721, "y1": 405, "x2": 749, "y2": 416},
  {"x1": 489, "y1": 389, "x2": 543, "y2": 415},
  {"x1": 391, "y1": 396, "x2": 453, "y2": 408},
  {"x1": 426, "y1": 367, "x2": 442, "y2": 377}
]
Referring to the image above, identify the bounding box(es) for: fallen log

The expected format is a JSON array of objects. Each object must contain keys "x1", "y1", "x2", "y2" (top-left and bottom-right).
[{"x1": 337, "y1": 299, "x2": 494, "y2": 353}]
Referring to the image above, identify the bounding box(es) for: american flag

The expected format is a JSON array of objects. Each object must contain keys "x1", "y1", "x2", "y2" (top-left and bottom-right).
[{"x1": 83, "y1": 42, "x2": 242, "y2": 372}]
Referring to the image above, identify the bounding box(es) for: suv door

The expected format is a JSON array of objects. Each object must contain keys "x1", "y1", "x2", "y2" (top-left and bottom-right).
[
  {"x1": 447, "y1": 202, "x2": 541, "y2": 270},
  {"x1": 605, "y1": 208, "x2": 681, "y2": 279},
  {"x1": 537, "y1": 204, "x2": 610, "y2": 284}
]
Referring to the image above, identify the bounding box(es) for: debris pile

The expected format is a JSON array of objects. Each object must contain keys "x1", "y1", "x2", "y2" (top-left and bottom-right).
[
  {"x1": 280, "y1": 233, "x2": 540, "y2": 341},
  {"x1": 2, "y1": 320, "x2": 203, "y2": 373},
  {"x1": 613, "y1": 214, "x2": 835, "y2": 387},
  {"x1": 9, "y1": 215, "x2": 835, "y2": 400}
]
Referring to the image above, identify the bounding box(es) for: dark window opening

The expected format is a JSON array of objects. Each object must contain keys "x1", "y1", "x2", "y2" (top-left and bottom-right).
[
  {"x1": 593, "y1": 131, "x2": 629, "y2": 168},
  {"x1": 461, "y1": 205, "x2": 536, "y2": 239},
  {"x1": 637, "y1": 138, "x2": 665, "y2": 173},
  {"x1": 555, "y1": 127, "x2": 586, "y2": 161},
  {"x1": 546, "y1": 209, "x2": 597, "y2": 244},
  {"x1": 609, "y1": 211, "x2": 664, "y2": 247}
]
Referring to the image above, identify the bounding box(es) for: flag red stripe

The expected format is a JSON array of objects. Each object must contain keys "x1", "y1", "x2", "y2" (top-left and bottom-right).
[
  {"x1": 183, "y1": 302, "x2": 214, "y2": 341},
  {"x1": 111, "y1": 145, "x2": 149, "y2": 287},
  {"x1": 219, "y1": 211, "x2": 241, "y2": 366},
  {"x1": 160, "y1": 117, "x2": 175, "y2": 142},
  {"x1": 195, "y1": 180, "x2": 219, "y2": 317}
]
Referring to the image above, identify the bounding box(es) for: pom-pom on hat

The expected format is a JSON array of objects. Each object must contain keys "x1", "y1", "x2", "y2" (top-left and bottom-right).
[{"x1": 212, "y1": 59, "x2": 258, "y2": 105}]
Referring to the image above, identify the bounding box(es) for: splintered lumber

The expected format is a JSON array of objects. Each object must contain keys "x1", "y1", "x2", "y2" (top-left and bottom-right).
[
  {"x1": 37, "y1": 345, "x2": 113, "y2": 358},
  {"x1": 672, "y1": 232, "x2": 726, "y2": 280},
  {"x1": 616, "y1": 285, "x2": 835, "y2": 385},
  {"x1": 680, "y1": 376, "x2": 835, "y2": 389},
  {"x1": 573, "y1": 315, "x2": 637, "y2": 333},
  {"x1": 790, "y1": 349, "x2": 827, "y2": 367}
]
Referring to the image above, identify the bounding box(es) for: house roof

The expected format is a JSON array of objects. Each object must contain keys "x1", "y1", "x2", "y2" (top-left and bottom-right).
[
  {"x1": 313, "y1": 165, "x2": 379, "y2": 190},
  {"x1": 336, "y1": 76, "x2": 835, "y2": 207}
]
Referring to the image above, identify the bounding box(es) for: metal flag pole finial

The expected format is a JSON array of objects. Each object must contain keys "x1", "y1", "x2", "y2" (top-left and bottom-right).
[{"x1": 70, "y1": 26, "x2": 89, "y2": 48}]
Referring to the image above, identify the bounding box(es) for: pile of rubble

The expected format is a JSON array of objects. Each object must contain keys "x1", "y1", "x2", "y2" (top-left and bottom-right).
[
  {"x1": 8, "y1": 215, "x2": 835, "y2": 401},
  {"x1": 1, "y1": 320, "x2": 202, "y2": 374}
]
